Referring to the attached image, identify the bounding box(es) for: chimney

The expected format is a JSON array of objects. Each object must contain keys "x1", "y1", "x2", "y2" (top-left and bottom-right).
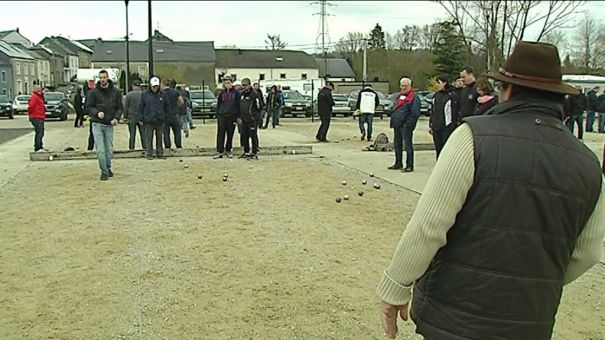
[{"x1": 16, "y1": 27, "x2": 19, "y2": 33}]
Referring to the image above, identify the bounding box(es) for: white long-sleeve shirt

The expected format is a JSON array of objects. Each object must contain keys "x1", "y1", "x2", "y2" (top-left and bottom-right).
[{"x1": 377, "y1": 123, "x2": 605, "y2": 305}]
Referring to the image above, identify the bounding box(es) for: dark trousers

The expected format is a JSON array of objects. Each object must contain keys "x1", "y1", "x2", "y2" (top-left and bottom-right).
[
  {"x1": 586, "y1": 111, "x2": 595, "y2": 132},
  {"x1": 257, "y1": 111, "x2": 265, "y2": 129},
  {"x1": 240, "y1": 120, "x2": 259, "y2": 154},
  {"x1": 359, "y1": 113, "x2": 374, "y2": 139},
  {"x1": 164, "y1": 115, "x2": 182, "y2": 149},
  {"x1": 316, "y1": 113, "x2": 331, "y2": 141},
  {"x1": 566, "y1": 115, "x2": 584, "y2": 140},
  {"x1": 74, "y1": 110, "x2": 84, "y2": 127},
  {"x1": 30, "y1": 118, "x2": 44, "y2": 151},
  {"x1": 264, "y1": 108, "x2": 279, "y2": 128},
  {"x1": 432, "y1": 126, "x2": 454, "y2": 160},
  {"x1": 87, "y1": 123, "x2": 94, "y2": 151},
  {"x1": 598, "y1": 113, "x2": 605, "y2": 133},
  {"x1": 216, "y1": 115, "x2": 236, "y2": 153},
  {"x1": 394, "y1": 125, "x2": 415, "y2": 168},
  {"x1": 145, "y1": 122, "x2": 164, "y2": 157},
  {"x1": 128, "y1": 122, "x2": 146, "y2": 150}
]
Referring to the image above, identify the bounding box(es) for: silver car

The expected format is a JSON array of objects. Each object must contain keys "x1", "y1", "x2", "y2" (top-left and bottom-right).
[
  {"x1": 12, "y1": 95, "x2": 30, "y2": 114},
  {"x1": 332, "y1": 94, "x2": 351, "y2": 117}
]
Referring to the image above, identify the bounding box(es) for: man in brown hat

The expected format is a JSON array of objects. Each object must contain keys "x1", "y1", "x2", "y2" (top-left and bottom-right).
[{"x1": 377, "y1": 41, "x2": 605, "y2": 339}]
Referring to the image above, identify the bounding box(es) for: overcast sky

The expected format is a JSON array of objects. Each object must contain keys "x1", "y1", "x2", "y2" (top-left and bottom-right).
[{"x1": 2, "y1": 1, "x2": 603, "y2": 52}]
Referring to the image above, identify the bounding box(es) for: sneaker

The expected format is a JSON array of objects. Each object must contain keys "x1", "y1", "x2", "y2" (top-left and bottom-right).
[
  {"x1": 360, "y1": 135, "x2": 365, "y2": 141},
  {"x1": 213, "y1": 153, "x2": 224, "y2": 159},
  {"x1": 248, "y1": 153, "x2": 258, "y2": 160},
  {"x1": 107, "y1": 170, "x2": 114, "y2": 177},
  {"x1": 100, "y1": 174, "x2": 108, "y2": 181},
  {"x1": 35, "y1": 149, "x2": 45, "y2": 153},
  {"x1": 238, "y1": 153, "x2": 248, "y2": 159},
  {"x1": 226, "y1": 152, "x2": 233, "y2": 158},
  {"x1": 190, "y1": 125, "x2": 196, "y2": 129}
]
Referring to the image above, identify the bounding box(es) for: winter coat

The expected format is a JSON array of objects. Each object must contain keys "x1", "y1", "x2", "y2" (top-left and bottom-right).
[
  {"x1": 28, "y1": 91, "x2": 46, "y2": 120},
  {"x1": 86, "y1": 80, "x2": 124, "y2": 125}
]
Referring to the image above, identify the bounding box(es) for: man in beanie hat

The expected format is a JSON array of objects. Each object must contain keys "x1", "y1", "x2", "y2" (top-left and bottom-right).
[{"x1": 378, "y1": 42, "x2": 604, "y2": 339}]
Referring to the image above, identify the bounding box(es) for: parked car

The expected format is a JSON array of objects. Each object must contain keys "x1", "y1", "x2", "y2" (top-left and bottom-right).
[
  {"x1": 190, "y1": 90, "x2": 217, "y2": 118},
  {"x1": 0, "y1": 94, "x2": 14, "y2": 119},
  {"x1": 416, "y1": 91, "x2": 434, "y2": 116},
  {"x1": 282, "y1": 90, "x2": 311, "y2": 117},
  {"x1": 43, "y1": 92, "x2": 69, "y2": 121},
  {"x1": 331, "y1": 94, "x2": 351, "y2": 117},
  {"x1": 12, "y1": 95, "x2": 30, "y2": 114}
]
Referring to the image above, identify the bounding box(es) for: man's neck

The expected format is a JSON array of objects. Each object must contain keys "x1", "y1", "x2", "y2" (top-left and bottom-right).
[{"x1": 101, "y1": 83, "x2": 109, "y2": 89}]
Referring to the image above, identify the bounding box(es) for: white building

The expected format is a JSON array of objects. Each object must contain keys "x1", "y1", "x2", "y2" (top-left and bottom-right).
[
  {"x1": 215, "y1": 49, "x2": 319, "y2": 87},
  {"x1": 562, "y1": 75, "x2": 605, "y2": 93}
]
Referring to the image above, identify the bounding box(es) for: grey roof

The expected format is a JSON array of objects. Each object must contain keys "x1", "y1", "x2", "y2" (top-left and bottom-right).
[
  {"x1": 25, "y1": 49, "x2": 45, "y2": 60},
  {"x1": 40, "y1": 36, "x2": 80, "y2": 55},
  {"x1": 77, "y1": 39, "x2": 98, "y2": 49},
  {"x1": 0, "y1": 41, "x2": 34, "y2": 59},
  {"x1": 29, "y1": 44, "x2": 64, "y2": 57},
  {"x1": 91, "y1": 40, "x2": 215, "y2": 62},
  {"x1": 216, "y1": 49, "x2": 318, "y2": 69},
  {"x1": 316, "y1": 58, "x2": 356, "y2": 78},
  {"x1": 0, "y1": 30, "x2": 15, "y2": 39}
]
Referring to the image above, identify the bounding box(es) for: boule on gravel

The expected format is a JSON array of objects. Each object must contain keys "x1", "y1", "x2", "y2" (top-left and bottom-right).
[
  {"x1": 369, "y1": 173, "x2": 375, "y2": 177},
  {"x1": 343, "y1": 195, "x2": 349, "y2": 200},
  {"x1": 342, "y1": 180, "x2": 347, "y2": 185},
  {"x1": 362, "y1": 180, "x2": 367, "y2": 185},
  {"x1": 184, "y1": 164, "x2": 189, "y2": 169},
  {"x1": 223, "y1": 173, "x2": 228, "y2": 178},
  {"x1": 197, "y1": 174, "x2": 203, "y2": 180},
  {"x1": 358, "y1": 191, "x2": 364, "y2": 196},
  {"x1": 222, "y1": 177, "x2": 228, "y2": 182},
  {"x1": 179, "y1": 159, "x2": 183, "y2": 163},
  {"x1": 336, "y1": 197, "x2": 342, "y2": 203},
  {"x1": 373, "y1": 183, "x2": 381, "y2": 189}
]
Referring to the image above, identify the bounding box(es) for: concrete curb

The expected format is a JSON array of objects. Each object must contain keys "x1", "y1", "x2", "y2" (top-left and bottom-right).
[{"x1": 30, "y1": 145, "x2": 313, "y2": 161}]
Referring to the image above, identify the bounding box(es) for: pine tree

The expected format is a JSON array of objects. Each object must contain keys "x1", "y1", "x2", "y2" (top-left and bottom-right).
[
  {"x1": 432, "y1": 21, "x2": 466, "y2": 80},
  {"x1": 368, "y1": 23, "x2": 386, "y2": 50}
]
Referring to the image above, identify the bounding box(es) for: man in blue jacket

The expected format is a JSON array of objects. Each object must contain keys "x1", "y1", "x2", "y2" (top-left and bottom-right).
[
  {"x1": 214, "y1": 75, "x2": 241, "y2": 159},
  {"x1": 389, "y1": 77, "x2": 421, "y2": 172},
  {"x1": 137, "y1": 77, "x2": 168, "y2": 160}
]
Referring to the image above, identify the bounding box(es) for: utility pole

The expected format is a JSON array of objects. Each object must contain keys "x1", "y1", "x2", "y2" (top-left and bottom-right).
[
  {"x1": 125, "y1": 0, "x2": 130, "y2": 94},
  {"x1": 363, "y1": 38, "x2": 368, "y2": 84},
  {"x1": 148, "y1": 0, "x2": 154, "y2": 79},
  {"x1": 312, "y1": 0, "x2": 335, "y2": 80}
]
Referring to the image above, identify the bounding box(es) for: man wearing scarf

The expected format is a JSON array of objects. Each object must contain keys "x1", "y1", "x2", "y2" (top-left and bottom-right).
[{"x1": 388, "y1": 77, "x2": 421, "y2": 172}]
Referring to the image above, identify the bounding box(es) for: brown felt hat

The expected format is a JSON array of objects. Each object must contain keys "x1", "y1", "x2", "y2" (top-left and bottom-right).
[{"x1": 486, "y1": 41, "x2": 579, "y2": 95}]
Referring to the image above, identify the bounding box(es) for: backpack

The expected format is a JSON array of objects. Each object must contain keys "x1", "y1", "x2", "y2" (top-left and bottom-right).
[{"x1": 363, "y1": 132, "x2": 392, "y2": 151}]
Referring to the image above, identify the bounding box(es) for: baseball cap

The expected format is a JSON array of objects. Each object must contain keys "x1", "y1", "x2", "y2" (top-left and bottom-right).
[
  {"x1": 150, "y1": 77, "x2": 160, "y2": 87},
  {"x1": 132, "y1": 80, "x2": 141, "y2": 86},
  {"x1": 233, "y1": 80, "x2": 242, "y2": 86},
  {"x1": 222, "y1": 75, "x2": 232, "y2": 82}
]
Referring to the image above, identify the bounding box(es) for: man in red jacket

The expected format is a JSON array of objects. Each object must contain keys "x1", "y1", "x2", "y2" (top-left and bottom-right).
[{"x1": 28, "y1": 84, "x2": 46, "y2": 152}]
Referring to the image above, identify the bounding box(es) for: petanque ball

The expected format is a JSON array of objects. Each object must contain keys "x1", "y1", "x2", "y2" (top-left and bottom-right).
[
  {"x1": 179, "y1": 159, "x2": 183, "y2": 163},
  {"x1": 362, "y1": 180, "x2": 367, "y2": 185},
  {"x1": 342, "y1": 181, "x2": 347, "y2": 186},
  {"x1": 373, "y1": 183, "x2": 381, "y2": 189},
  {"x1": 343, "y1": 195, "x2": 349, "y2": 200},
  {"x1": 198, "y1": 174, "x2": 203, "y2": 180},
  {"x1": 222, "y1": 177, "x2": 228, "y2": 182},
  {"x1": 336, "y1": 197, "x2": 342, "y2": 203},
  {"x1": 369, "y1": 173, "x2": 375, "y2": 177},
  {"x1": 358, "y1": 191, "x2": 364, "y2": 196},
  {"x1": 184, "y1": 164, "x2": 189, "y2": 169}
]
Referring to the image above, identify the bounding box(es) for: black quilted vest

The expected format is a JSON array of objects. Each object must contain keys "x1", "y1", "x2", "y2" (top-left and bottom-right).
[{"x1": 410, "y1": 99, "x2": 602, "y2": 340}]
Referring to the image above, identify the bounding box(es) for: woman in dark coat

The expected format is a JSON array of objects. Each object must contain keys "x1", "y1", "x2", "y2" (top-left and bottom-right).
[{"x1": 473, "y1": 79, "x2": 498, "y2": 115}]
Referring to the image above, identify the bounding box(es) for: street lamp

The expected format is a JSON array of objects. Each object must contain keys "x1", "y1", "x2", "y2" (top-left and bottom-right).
[{"x1": 125, "y1": 0, "x2": 130, "y2": 94}]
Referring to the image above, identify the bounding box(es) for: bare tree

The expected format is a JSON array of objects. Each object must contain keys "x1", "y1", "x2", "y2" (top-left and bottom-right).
[
  {"x1": 334, "y1": 32, "x2": 365, "y2": 59},
  {"x1": 572, "y1": 15, "x2": 605, "y2": 73},
  {"x1": 265, "y1": 34, "x2": 287, "y2": 51},
  {"x1": 438, "y1": 0, "x2": 585, "y2": 71}
]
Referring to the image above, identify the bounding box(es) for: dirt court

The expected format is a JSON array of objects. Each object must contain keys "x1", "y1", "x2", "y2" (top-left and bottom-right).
[{"x1": 0, "y1": 134, "x2": 603, "y2": 339}]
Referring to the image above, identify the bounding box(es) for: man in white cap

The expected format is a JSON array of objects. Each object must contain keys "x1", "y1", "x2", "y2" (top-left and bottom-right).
[{"x1": 137, "y1": 76, "x2": 168, "y2": 160}]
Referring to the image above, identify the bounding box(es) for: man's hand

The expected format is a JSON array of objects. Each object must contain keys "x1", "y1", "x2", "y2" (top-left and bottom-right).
[
  {"x1": 111, "y1": 119, "x2": 118, "y2": 126},
  {"x1": 381, "y1": 301, "x2": 409, "y2": 339},
  {"x1": 98, "y1": 111, "x2": 105, "y2": 120},
  {"x1": 138, "y1": 121, "x2": 144, "y2": 127}
]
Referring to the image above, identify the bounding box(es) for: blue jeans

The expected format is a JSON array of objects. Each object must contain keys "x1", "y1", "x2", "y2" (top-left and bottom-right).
[
  {"x1": 92, "y1": 122, "x2": 114, "y2": 175},
  {"x1": 29, "y1": 118, "x2": 44, "y2": 151},
  {"x1": 393, "y1": 125, "x2": 414, "y2": 168},
  {"x1": 187, "y1": 108, "x2": 194, "y2": 128},
  {"x1": 586, "y1": 111, "x2": 595, "y2": 132},
  {"x1": 359, "y1": 114, "x2": 374, "y2": 139}
]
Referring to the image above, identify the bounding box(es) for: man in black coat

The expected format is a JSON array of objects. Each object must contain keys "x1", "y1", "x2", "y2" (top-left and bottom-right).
[
  {"x1": 565, "y1": 86, "x2": 586, "y2": 140},
  {"x1": 458, "y1": 66, "x2": 478, "y2": 120},
  {"x1": 315, "y1": 82, "x2": 335, "y2": 142},
  {"x1": 586, "y1": 86, "x2": 599, "y2": 132},
  {"x1": 73, "y1": 88, "x2": 84, "y2": 128}
]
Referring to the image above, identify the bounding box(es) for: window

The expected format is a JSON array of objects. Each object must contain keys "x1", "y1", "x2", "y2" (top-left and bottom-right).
[
  {"x1": 301, "y1": 73, "x2": 307, "y2": 80},
  {"x1": 30, "y1": 64, "x2": 34, "y2": 76},
  {"x1": 1, "y1": 71, "x2": 5, "y2": 82},
  {"x1": 138, "y1": 66, "x2": 146, "y2": 76},
  {"x1": 259, "y1": 73, "x2": 265, "y2": 81},
  {"x1": 16, "y1": 62, "x2": 21, "y2": 75},
  {"x1": 1, "y1": 89, "x2": 6, "y2": 94},
  {"x1": 16, "y1": 80, "x2": 22, "y2": 94},
  {"x1": 230, "y1": 74, "x2": 237, "y2": 81},
  {"x1": 280, "y1": 73, "x2": 286, "y2": 79},
  {"x1": 218, "y1": 73, "x2": 226, "y2": 82}
]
